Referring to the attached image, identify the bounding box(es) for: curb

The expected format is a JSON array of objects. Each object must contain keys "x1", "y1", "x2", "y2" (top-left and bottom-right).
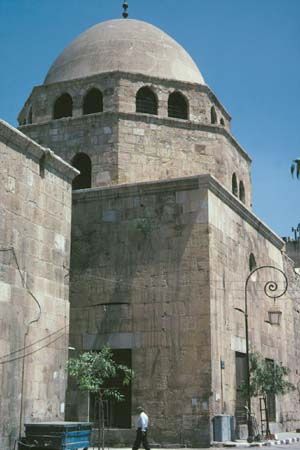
[
  {"x1": 267, "y1": 437, "x2": 300, "y2": 446},
  {"x1": 215, "y1": 436, "x2": 300, "y2": 447}
]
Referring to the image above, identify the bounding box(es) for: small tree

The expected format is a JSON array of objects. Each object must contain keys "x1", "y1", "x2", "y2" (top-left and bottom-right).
[
  {"x1": 67, "y1": 346, "x2": 132, "y2": 450},
  {"x1": 240, "y1": 352, "x2": 295, "y2": 437}
]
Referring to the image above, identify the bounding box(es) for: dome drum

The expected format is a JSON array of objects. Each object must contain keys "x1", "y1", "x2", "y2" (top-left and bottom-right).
[{"x1": 18, "y1": 71, "x2": 230, "y2": 128}]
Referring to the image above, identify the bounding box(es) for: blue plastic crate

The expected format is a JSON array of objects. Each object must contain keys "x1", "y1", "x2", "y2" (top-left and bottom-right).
[{"x1": 23, "y1": 421, "x2": 92, "y2": 450}]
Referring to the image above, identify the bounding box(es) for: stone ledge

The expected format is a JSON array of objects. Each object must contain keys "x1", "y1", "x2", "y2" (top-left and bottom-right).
[
  {"x1": 117, "y1": 112, "x2": 251, "y2": 163},
  {"x1": 19, "y1": 110, "x2": 249, "y2": 163},
  {"x1": 72, "y1": 173, "x2": 283, "y2": 250},
  {"x1": 0, "y1": 119, "x2": 79, "y2": 181},
  {"x1": 213, "y1": 436, "x2": 300, "y2": 447}
]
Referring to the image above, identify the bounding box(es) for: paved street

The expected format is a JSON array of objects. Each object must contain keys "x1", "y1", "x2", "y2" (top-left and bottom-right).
[
  {"x1": 84, "y1": 440, "x2": 300, "y2": 450},
  {"x1": 269, "y1": 444, "x2": 300, "y2": 449},
  {"x1": 84, "y1": 448, "x2": 300, "y2": 450},
  {"x1": 84, "y1": 446, "x2": 300, "y2": 450}
]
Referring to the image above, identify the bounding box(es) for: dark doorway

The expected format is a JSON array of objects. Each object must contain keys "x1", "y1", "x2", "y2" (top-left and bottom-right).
[
  {"x1": 235, "y1": 352, "x2": 247, "y2": 426},
  {"x1": 89, "y1": 349, "x2": 132, "y2": 428},
  {"x1": 72, "y1": 153, "x2": 92, "y2": 189}
]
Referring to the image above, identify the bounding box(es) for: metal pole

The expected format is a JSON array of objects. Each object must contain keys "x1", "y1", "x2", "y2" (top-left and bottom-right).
[
  {"x1": 244, "y1": 265, "x2": 288, "y2": 442},
  {"x1": 19, "y1": 327, "x2": 29, "y2": 440},
  {"x1": 244, "y1": 285, "x2": 253, "y2": 441}
]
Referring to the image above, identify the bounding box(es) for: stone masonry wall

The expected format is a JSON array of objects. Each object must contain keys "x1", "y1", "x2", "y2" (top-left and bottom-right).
[
  {"x1": 22, "y1": 114, "x2": 119, "y2": 187},
  {"x1": 0, "y1": 121, "x2": 76, "y2": 450},
  {"x1": 118, "y1": 115, "x2": 251, "y2": 207},
  {"x1": 68, "y1": 177, "x2": 212, "y2": 446},
  {"x1": 208, "y1": 189, "x2": 300, "y2": 434}
]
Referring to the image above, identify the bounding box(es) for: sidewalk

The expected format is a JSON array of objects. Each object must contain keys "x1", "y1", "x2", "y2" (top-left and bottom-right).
[
  {"x1": 213, "y1": 432, "x2": 300, "y2": 448},
  {"x1": 85, "y1": 432, "x2": 300, "y2": 449}
]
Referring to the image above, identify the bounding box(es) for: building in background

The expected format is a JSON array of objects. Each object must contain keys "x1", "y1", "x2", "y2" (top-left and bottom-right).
[{"x1": 283, "y1": 225, "x2": 300, "y2": 269}]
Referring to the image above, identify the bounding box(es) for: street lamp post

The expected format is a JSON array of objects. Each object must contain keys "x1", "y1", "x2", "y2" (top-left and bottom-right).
[{"x1": 240, "y1": 265, "x2": 288, "y2": 441}]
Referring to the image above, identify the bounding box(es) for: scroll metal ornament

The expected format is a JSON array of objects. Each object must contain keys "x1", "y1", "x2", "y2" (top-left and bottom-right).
[
  {"x1": 243, "y1": 264, "x2": 288, "y2": 441},
  {"x1": 246, "y1": 265, "x2": 288, "y2": 305}
]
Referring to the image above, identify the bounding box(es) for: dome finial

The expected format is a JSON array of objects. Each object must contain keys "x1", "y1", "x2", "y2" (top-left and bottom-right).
[{"x1": 122, "y1": 1, "x2": 129, "y2": 18}]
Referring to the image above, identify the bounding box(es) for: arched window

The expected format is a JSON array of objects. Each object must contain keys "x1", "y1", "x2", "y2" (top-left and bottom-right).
[
  {"x1": 211, "y1": 106, "x2": 217, "y2": 124},
  {"x1": 53, "y1": 93, "x2": 73, "y2": 119},
  {"x1": 220, "y1": 118, "x2": 225, "y2": 126},
  {"x1": 136, "y1": 87, "x2": 158, "y2": 115},
  {"x1": 239, "y1": 180, "x2": 245, "y2": 204},
  {"x1": 83, "y1": 88, "x2": 103, "y2": 115},
  {"x1": 232, "y1": 173, "x2": 238, "y2": 197},
  {"x1": 249, "y1": 253, "x2": 257, "y2": 272},
  {"x1": 27, "y1": 106, "x2": 33, "y2": 124},
  {"x1": 168, "y1": 91, "x2": 188, "y2": 120},
  {"x1": 72, "y1": 153, "x2": 92, "y2": 190}
]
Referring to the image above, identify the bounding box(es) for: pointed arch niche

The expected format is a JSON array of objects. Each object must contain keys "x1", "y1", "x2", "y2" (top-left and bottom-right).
[
  {"x1": 168, "y1": 91, "x2": 188, "y2": 119},
  {"x1": 232, "y1": 173, "x2": 238, "y2": 197},
  {"x1": 239, "y1": 180, "x2": 245, "y2": 204},
  {"x1": 249, "y1": 253, "x2": 257, "y2": 272},
  {"x1": 53, "y1": 93, "x2": 73, "y2": 119},
  {"x1": 83, "y1": 88, "x2": 103, "y2": 115},
  {"x1": 211, "y1": 105, "x2": 217, "y2": 124},
  {"x1": 72, "y1": 153, "x2": 92, "y2": 190},
  {"x1": 136, "y1": 86, "x2": 158, "y2": 115}
]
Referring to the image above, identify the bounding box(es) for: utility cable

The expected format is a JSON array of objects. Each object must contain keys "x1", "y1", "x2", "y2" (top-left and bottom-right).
[
  {"x1": 0, "y1": 330, "x2": 66, "y2": 365},
  {"x1": 0, "y1": 326, "x2": 65, "y2": 360},
  {"x1": 0, "y1": 247, "x2": 42, "y2": 323}
]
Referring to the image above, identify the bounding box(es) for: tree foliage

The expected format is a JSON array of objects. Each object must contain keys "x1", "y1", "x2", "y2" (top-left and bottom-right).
[
  {"x1": 248, "y1": 353, "x2": 295, "y2": 398},
  {"x1": 240, "y1": 352, "x2": 295, "y2": 400},
  {"x1": 68, "y1": 346, "x2": 132, "y2": 398},
  {"x1": 67, "y1": 346, "x2": 133, "y2": 450},
  {"x1": 240, "y1": 353, "x2": 295, "y2": 438}
]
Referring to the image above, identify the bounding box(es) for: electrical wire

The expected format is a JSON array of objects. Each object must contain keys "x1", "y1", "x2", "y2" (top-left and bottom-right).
[
  {"x1": 0, "y1": 247, "x2": 41, "y2": 323},
  {"x1": 0, "y1": 326, "x2": 65, "y2": 361},
  {"x1": 0, "y1": 330, "x2": 66, "y2": 365}
]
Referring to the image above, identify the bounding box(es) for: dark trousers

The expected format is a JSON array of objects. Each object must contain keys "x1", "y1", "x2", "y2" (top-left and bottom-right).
[{"x1": 132, "y1": 428, "x2": 150, "y2": 450}]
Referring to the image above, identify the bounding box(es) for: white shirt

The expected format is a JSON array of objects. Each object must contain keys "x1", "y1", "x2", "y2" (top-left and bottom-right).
[{"x1": 137, "y1": 411, "x2": 149, "y2": 431}]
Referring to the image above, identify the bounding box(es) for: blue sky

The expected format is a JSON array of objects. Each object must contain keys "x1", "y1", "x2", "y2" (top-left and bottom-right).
[{"x1": 0, "y1": 0, "x2": 299, "y2": 237}]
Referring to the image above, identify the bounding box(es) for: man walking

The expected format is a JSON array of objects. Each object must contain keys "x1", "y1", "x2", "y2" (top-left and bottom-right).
[{"x1": 132, "y1": 406, "x2": 150, "y2": 450}]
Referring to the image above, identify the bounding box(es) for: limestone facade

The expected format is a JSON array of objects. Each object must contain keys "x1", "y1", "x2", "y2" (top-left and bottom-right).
[
  {"x1": 0, "y1": 120, "x2": 77, "y2": 450},
  {"x1": 65, "y1": 175, "x2": 300, "y2": 445}
]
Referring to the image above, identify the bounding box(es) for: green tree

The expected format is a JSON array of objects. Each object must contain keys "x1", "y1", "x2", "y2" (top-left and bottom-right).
[
  {"x1": 291, "y1": 159, "x2": 300, "y2": 178},
  {"x1": 240, "y1": 352, "x2": 295, "y2": 437},
  {"x1": 67, "y1": 346, "x2": 133, "y2": 450}
]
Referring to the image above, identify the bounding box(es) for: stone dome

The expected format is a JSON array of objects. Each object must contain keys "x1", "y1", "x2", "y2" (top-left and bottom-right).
[{"x1": 44, "y1": 19, "x2": 205, "y2": 85}]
